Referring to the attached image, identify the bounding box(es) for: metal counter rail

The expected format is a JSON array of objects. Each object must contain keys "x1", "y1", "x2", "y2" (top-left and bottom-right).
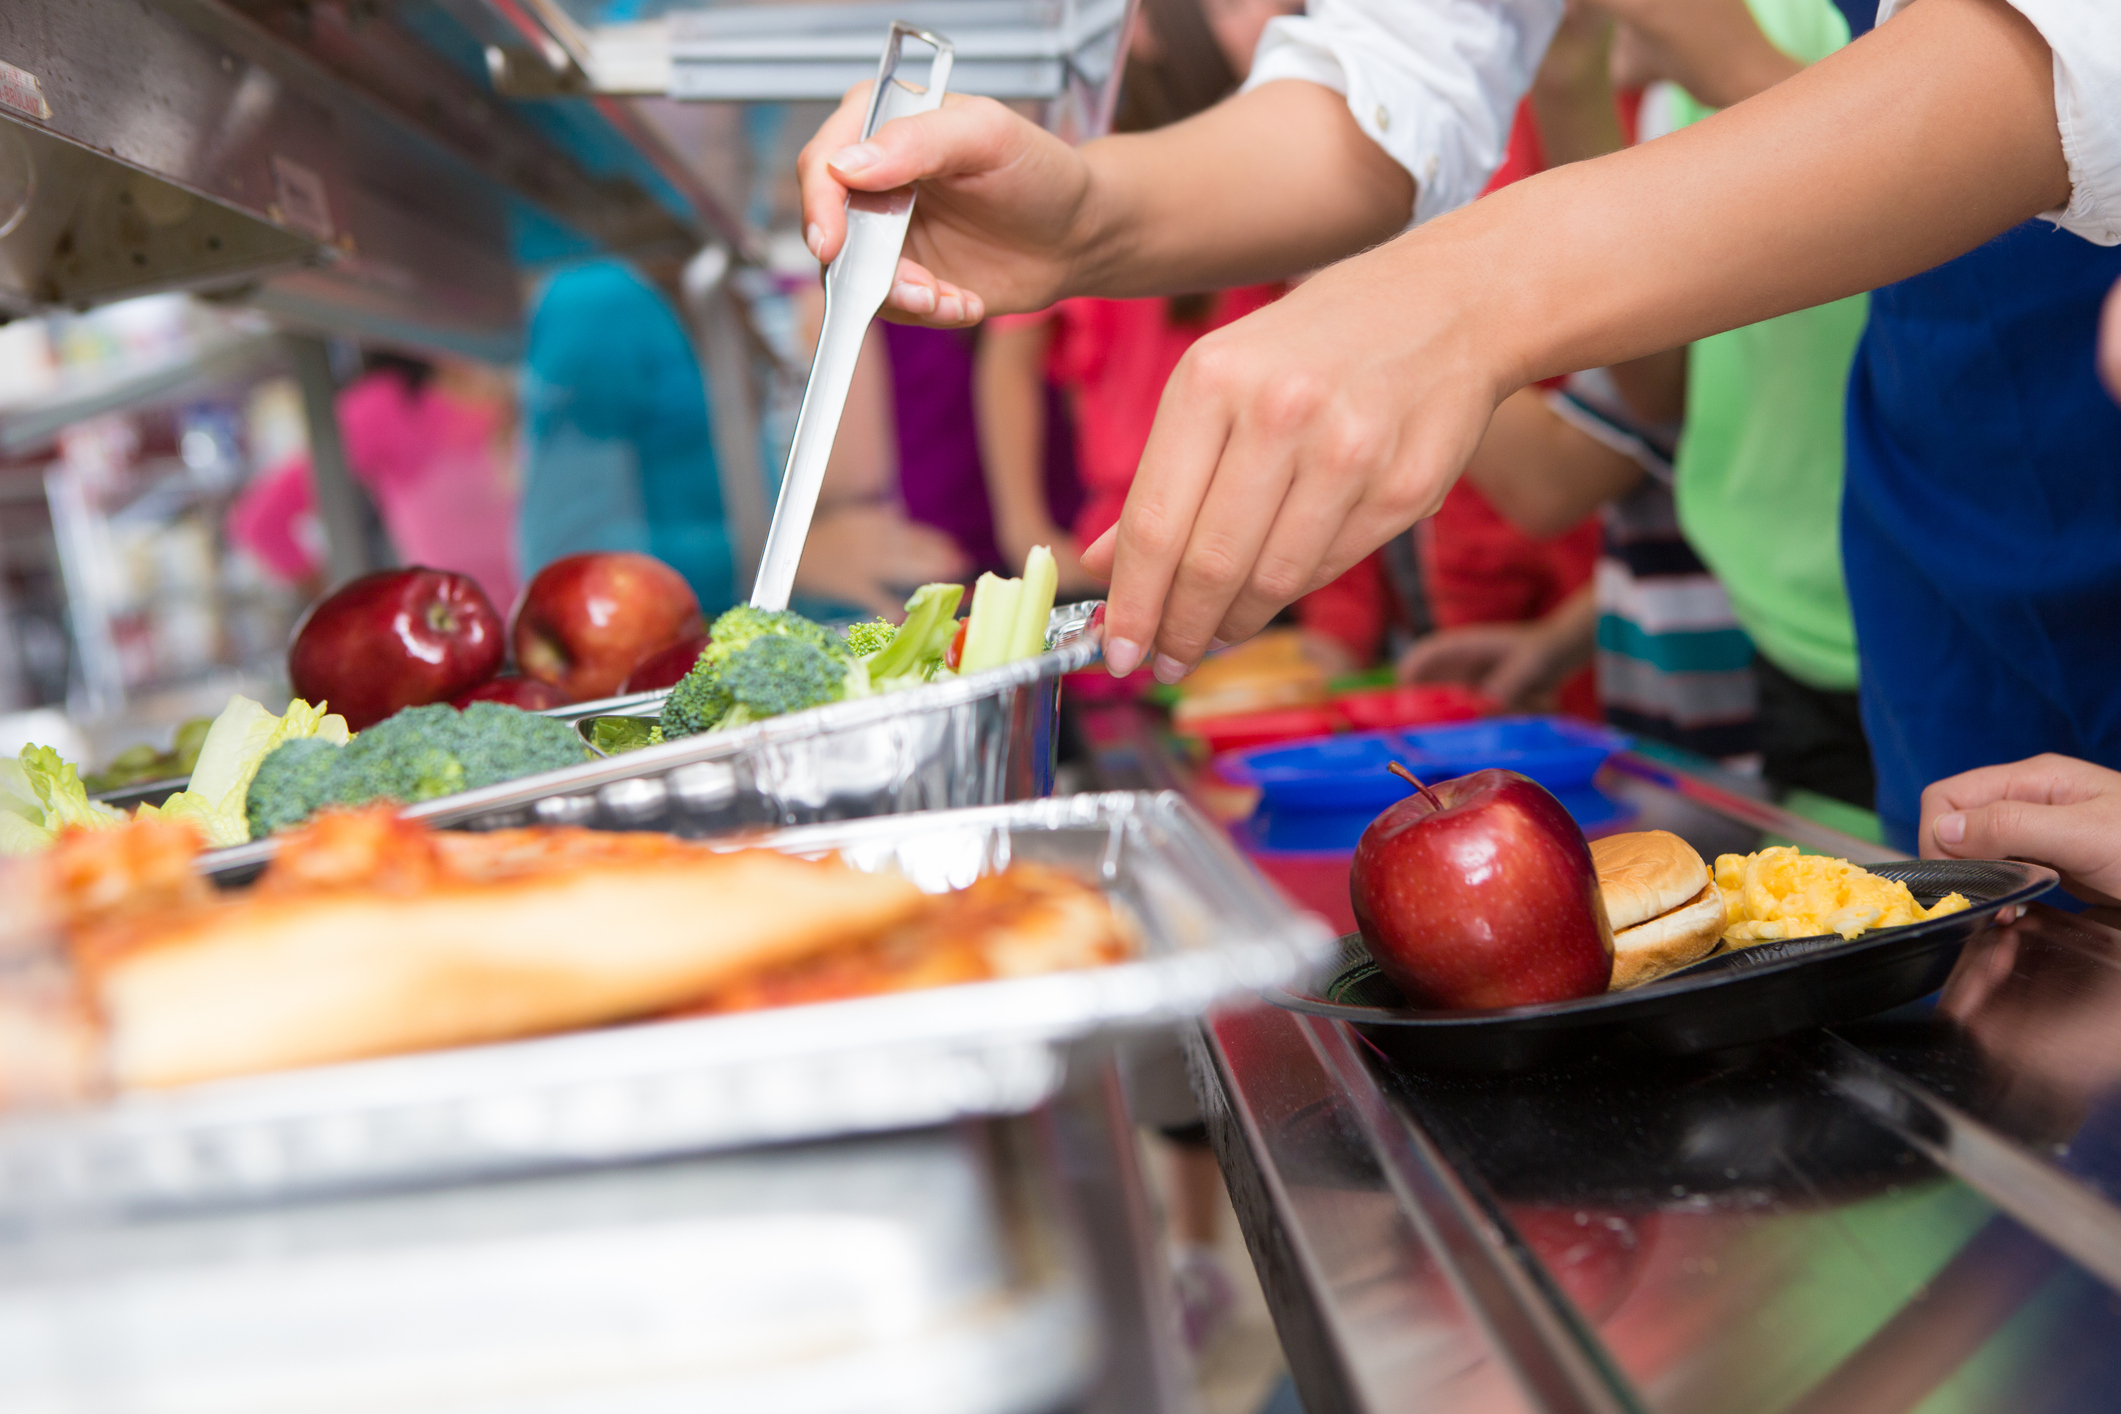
[{"x1": 1061, "y1": 710, "x2": 2121, "y2": 1414}]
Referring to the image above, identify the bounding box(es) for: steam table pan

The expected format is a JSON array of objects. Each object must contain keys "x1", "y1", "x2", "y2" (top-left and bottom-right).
[
  {"x1": 0, "y1": 791, "x2": 1334, "y2": 1218},
  {"x1": 194, "y1": 600, "x2": 1104, "y2": 877},
  {"x1": 1265, "y1": 858, "x2": 2057, "y2": 1071}
]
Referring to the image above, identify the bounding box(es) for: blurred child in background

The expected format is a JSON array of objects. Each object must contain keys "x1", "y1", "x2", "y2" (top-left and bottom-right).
[
  {"x1": 517, "y1": 259, "x2": 739, "y2": 614},
  {"x1": 973, "y1": 0, "x2": 1394, "y2": 672},
  {"x1": 230, "y1": 351, "x2": 519, "y2": 608}
]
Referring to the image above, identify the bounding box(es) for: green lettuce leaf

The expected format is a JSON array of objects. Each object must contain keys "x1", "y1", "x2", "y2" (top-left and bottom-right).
[
  {"x1": 144, "y1": 695, "x2": 352, "y2": 848},
  {"x1": 588, "y1": 716, "x2": 663, "y2": 755},
  {"x1": 0, "y1": 744, "x2": 125, "y2": 854}
]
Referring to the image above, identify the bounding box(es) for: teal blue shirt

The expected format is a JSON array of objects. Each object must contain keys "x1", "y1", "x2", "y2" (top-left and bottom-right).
[{"x1": 517, "y1": 260, "x2": 739, "y2": 614}]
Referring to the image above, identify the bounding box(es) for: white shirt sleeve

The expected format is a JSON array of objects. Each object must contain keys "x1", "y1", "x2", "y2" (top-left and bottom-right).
[
  {"x1": 1241, "y1": 0, "x2": 1563, "y2": 228},
  {"x1": 1878, "y1": 0, "x2": 2121, "y2": 246}
]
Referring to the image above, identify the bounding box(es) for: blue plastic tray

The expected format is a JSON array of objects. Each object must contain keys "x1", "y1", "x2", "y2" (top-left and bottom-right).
[
  {"x1": 1242, "y1": 786, "x2": 1635, "y2": 853},
  {"x1": 1223, "y1": 716, "x2": 1628, "y2": 813}
]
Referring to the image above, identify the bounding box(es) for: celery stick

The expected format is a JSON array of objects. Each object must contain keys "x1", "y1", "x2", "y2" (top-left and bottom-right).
[
  {"x1": 958, "y1": 572, "x2": 1023, "y2": 675},
  {"x1": 1007, "y1": 545, "x2": 1059, "y2": 662}
]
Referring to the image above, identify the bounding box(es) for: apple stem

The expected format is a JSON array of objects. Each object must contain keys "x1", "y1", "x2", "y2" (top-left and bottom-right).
[{"x1": 1387, "y1": 761, "x2": 1444, "y2": 810}]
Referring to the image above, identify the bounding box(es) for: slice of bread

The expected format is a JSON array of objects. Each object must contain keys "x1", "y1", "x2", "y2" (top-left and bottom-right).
[
  {"x1": 1590, "y1": 830, "x2": 1710, "y2": 930},
  {"x1": 86, "y1": 826, "x2": 928, "y2": 1088},
  {"x1": 1608, "y1": 884, "x2": 1727, "y2": 991}
]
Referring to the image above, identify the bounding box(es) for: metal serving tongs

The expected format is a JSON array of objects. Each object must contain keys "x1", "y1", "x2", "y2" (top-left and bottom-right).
[{"x1": 749, "y1": 23, "x2": 954, "y2": 610}]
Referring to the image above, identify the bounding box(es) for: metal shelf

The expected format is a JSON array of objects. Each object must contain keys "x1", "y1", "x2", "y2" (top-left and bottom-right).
[
  {"x1": 0, "y1": 0, "x2": 747, "y2": 352},
  {"x1": 467, "y1": 0, "x2": 1134, "y2": 137}
]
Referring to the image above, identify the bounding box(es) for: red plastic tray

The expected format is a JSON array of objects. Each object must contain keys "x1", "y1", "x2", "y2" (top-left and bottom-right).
[
  {"x1": 1186, "y1": 704, "x2": 1340, "y2": 754},
  {"x1": 1331, "y1": 684, "x2": 1493, "y2": 732}
]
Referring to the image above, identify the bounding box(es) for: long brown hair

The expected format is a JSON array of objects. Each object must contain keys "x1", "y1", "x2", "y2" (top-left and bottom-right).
[{"x1": 1113, "y1": 0, "x2": 1240, "y2": 324}]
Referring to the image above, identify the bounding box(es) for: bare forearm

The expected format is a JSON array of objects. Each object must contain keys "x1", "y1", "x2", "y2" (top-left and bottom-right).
[
  {"x1": 1463, "y1": 388, "x2": 1642, "y2": 537},
  {"x1": 1601, "y1": 0, "x2": 1803, "y2": 110},
  {"x1": 1541, "y1": 581, "x2": 1600, "y2": 664},
  {"x1": 1607, "y1": 348, "x2": 1687, "y2": 427},
  {"x1": 1070, "y1": 81, "x2": 1415, "y2": 299},
  {"x1": 1428, "y1": 0, "x2": 2068, "y2": 392}
]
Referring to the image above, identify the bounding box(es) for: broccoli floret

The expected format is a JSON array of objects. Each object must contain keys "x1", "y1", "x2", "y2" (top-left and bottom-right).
[
  {"x1": 243, "y1": 702, "x2": 591, "y2": 835},
  {"x1": 703, "y1": 604, "x2": 850, "y2": 664},
  {"x1": 661, "y1": 659, "x2": 732, "y2": 738},
  {"x1": 719, "y1": 636, "x2": 846, "y2": 720},
  {"x1": 451, "y1": 701, "x2": 594, "y2": 787},
  {"x1": 329, "y1": 704, "x2": 470, "y2": 805},
  {"x1": 660, "y1": 604, "x2": 860, "y2": 738},
  {"x1": 245, "y1": 737, "x2": 344, "y2": 838},
  {"x1": 840, "y1": 618, "x2": 898, "y2": 657}
]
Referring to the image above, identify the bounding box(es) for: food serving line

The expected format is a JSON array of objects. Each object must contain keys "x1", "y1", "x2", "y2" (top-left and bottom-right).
[
  {"x1": 0, "y1": 609, "x2": 1323, "y2": 1411},
  {"x1": 8, "y1": 13, "x2": 2119, "y2": 1413},
  {"x1": 1076, "y1": 697, "x2": 2121, "y2": 1414}
]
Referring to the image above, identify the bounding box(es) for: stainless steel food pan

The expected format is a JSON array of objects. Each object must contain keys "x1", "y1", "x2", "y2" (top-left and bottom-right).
[
  {"x1": 0, "y1": 1119, "x2": 1099, "y2": 1414},
  {"x1": 0, "y1": 792, "x2": 1334, "y2": 1216},
  {"x1": 199, "y1": 601, "x2": 1104, "y2": 877}
]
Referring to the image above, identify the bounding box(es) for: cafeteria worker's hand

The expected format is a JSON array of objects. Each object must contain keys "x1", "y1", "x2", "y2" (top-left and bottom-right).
[
  {"x1": 1075, "y1": 247, "x2": 1507, "y2": 681},
  {"x1": 798, "y1": 80, "x2": 1414, "y2": 328},
  {"x1": 798, "y1": 90, "x2": 1086, "y2": 327},
  {"x1": 1922, "y1": 754, "x2": 2121, "y2": 907},
  {"x1": 1080, "y1": 0, "x2": 2067, "y2": 681}
]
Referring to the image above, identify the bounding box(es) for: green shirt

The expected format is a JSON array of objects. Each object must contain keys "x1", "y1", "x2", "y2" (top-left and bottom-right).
[{"x1": 1666, "y1": 0, "x2": 1864, "y2": 691}]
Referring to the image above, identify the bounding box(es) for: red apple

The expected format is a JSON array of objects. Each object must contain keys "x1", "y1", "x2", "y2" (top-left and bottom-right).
[
  {"x1": 1349, "y1": 766, "x2": 1613, "y2": 1009},
  {"x1": 451, "y1": 674, "x2": 573, "y2": 711},
  {"x1": 511, "y1": 553, "x2": 702, "y2": 703},
  {"x1": 289, "y1": 568, "x2": 504, "y2": 731},
  {"x1": 619, "y1": 633, "x2": 709, "y2": 694}
]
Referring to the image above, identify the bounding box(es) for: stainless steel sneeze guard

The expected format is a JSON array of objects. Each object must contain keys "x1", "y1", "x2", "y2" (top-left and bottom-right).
[
  {"x1": 200, "y1": 600, "x2": 1103, "y2": 877},
  {"x1": 0, "y1": 791, "x2": 1334, "y2": 1218}
]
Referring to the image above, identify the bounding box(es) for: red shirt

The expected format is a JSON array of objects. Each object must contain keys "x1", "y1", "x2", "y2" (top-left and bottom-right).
[{"x1": 1005, "y1": 287, "x2": 1285, "y2": 547}]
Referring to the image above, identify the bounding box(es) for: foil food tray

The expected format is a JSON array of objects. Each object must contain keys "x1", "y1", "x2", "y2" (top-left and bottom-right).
[
  {"x1": 0, "y1": 1120, "x2": 1099, "y2": 1414},
  {"x1": 0, "y1": 792, "x2": 1334, "y2": 1218},
  {"x1": 199, "y1": 601, "x2": 1103, "y2": 878}
]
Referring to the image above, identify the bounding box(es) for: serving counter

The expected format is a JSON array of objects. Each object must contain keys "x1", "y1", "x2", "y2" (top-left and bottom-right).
[{"x1": 1082, "y1": 703, "x2": 2121, "y2": 1414}]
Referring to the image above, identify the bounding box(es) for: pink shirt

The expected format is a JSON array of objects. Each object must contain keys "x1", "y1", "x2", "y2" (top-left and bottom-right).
[{"x1": 228, "y1": 372, "x2": 519, "y2": 607}]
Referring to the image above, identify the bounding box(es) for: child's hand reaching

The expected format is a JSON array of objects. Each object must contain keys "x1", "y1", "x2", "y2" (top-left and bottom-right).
[
  {"x1": 1397, "y1": 624, "x2": 1579, "y2": 712},
  {"x1": 1921, "y1": 754, "x2": 2121, "y2": 906}
]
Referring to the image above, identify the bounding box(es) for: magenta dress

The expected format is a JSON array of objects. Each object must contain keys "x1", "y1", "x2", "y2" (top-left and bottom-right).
[{"x1": 881, "y1": 323, "x2": 1080, "y2": 576}]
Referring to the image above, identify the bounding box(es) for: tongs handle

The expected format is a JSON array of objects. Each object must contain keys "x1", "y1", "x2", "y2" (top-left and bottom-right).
[{"x1": 749, "y1": 23, "x2": 954, "y2": 611}]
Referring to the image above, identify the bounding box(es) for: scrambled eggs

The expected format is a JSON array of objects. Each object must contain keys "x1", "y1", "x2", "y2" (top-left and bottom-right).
[{"x1": 1713, "y1": 846, "x2": 1970, "y2": 945}]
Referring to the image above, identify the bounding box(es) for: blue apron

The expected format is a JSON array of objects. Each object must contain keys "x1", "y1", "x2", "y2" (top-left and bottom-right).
[{"x1": 1842, "y1": 221, "x2": 2121, "y2": 848}]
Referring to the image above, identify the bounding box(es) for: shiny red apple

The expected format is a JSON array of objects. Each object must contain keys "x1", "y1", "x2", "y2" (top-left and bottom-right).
[
  {"x1": 619, "y1": 633, "x2": 709, "y2": 694},
  {"x1": 511, "y1": 553, "x2": 702, "y2": 703},
  {"x1": 289, "y1": 568, "x2": 504, "y2": 731},
  {"x1": 1350, "y1": 766, "x2": 1613, "y2": 1009},
  {"x1": 451, "y1": 674, "x2": 572, "y2": 711}
]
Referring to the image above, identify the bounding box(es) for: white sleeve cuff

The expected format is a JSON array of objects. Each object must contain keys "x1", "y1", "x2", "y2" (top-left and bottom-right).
[
  {"x1": 1242, "y1": 0, "x2": 1561, "y2": 228},
  {"x1": 1878, "y1": 0, "x2": 2121, "y2": 245}
]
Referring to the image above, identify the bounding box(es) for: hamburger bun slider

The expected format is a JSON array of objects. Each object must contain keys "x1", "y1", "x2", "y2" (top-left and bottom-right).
[{"x1": 1589, "y1": 831, "x2": 1727, "y2": 990}]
